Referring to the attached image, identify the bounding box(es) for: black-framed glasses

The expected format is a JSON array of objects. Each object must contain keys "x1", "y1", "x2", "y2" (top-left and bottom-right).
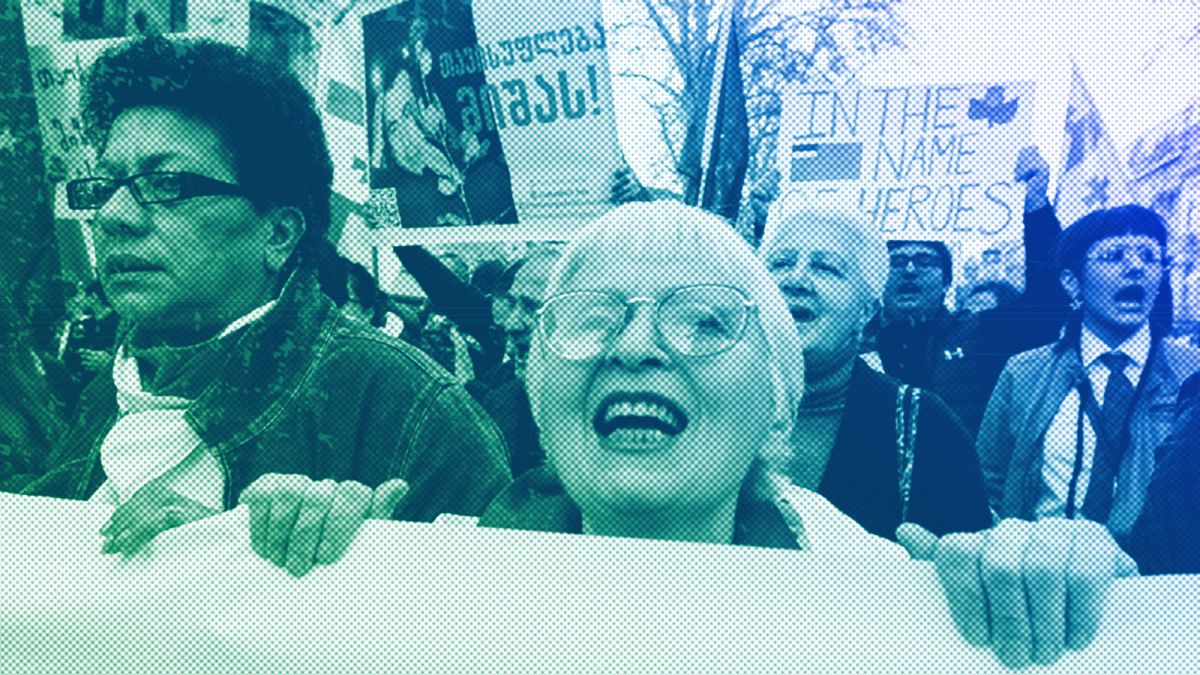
[
  {"x1": 65, "y1": 171, "x2": 246, "y2": 210},
  {"x1": 1086, "y1": 247, "x2": 1169, "y2": 268},
  {"x1": 538, "y1": 284, "x2": 757, "y2": 360},
  {"x1": 888, "y1": 252, "x2": 941, "y2": 271}
]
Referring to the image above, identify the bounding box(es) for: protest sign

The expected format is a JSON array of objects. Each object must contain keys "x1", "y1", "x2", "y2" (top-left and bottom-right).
[
  {"x1": 0, "y1": 1, "x2": 58, "y2": 288},
  {"x1": 777, "y1": 81, "x2": 1036, "y2": 243},
  {"x1": 362, "y1": 0, "x2": 623, "y2": 235},
  {"x1": 0, "y1": 491, "x2": 1196, "y2": 675},
  {"x1": 20, "y1": 0, "x2": 249, "y2": 218}
]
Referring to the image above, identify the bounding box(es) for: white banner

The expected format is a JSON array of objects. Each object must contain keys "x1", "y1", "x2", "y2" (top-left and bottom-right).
[
  {"x1": 0, "y1": 492, "x2": 1195, "y2": 674},
  {"x1": 777, "y1": 81, "x2": 1036, "y2": 244}
]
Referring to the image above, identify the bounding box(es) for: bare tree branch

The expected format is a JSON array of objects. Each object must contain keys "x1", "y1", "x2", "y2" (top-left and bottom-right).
[
  {"x1": 643, "y1": 0, "x2": 689, "y2": 71},
  {"x1": 614, "y1": 69, "x2": 685, "y2": 107}
]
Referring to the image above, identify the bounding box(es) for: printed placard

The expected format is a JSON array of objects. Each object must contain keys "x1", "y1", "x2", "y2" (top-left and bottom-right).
[{"x1": 362, "y1": 0, "x2": 623, "y2": 234}]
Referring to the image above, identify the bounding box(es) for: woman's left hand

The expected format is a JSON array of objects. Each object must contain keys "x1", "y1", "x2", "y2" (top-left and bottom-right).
[
  {"x1": 100, "y1": 482, "x2": 219, "y2": 556},
  {"x1": 896, "y1": 518, "x2": 1138, "y2": 669},
  {"x1": 239, "y1": 475, "x2": 409, "y2": 578}
]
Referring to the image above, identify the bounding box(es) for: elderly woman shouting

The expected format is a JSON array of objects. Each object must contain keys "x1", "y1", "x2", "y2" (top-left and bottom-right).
[
  {"x1": 245, "y1": 201, "x2": 1134, "y2": 669},
  {"x1": 758, "y1": 206, "x2": 993, "y2": 541},
  {"x1": 476, "y1": 201, "x2": 869, "y2": 549}
]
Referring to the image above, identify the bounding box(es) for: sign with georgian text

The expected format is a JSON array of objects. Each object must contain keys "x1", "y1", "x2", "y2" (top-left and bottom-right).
[{"x1": 363, "y1": 0, "x2": 622, "y2": 232}]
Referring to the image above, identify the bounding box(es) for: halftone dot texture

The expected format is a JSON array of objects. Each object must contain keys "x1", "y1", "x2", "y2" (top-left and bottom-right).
[
  {"x1": 2, "y1": 1, "x2": 1199, "y2": 673},
  {"x1": 2, "y1": 495, "x2": 1198, "y2": 673}
]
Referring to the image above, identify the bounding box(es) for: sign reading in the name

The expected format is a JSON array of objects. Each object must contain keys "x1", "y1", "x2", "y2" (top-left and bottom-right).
[{"x1": 778, "y1": 82, "x2": 1035, "y2": 241}]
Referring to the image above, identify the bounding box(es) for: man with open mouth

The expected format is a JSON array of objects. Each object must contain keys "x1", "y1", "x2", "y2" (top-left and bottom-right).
[
  {"x1": 979, "y1": 203, "x2": 1200, "y2": 562},
  {"x1": 870, "y1": 147, "x2": 1069, "y2": 436},
  {"x1": 761, "y1": 205, "x2": 993, "y2": 544}
]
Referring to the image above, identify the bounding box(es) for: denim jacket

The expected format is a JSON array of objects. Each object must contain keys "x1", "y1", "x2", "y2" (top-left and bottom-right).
[{"x1": 21, "y1": 269, "x2": 511, "y2": 522}]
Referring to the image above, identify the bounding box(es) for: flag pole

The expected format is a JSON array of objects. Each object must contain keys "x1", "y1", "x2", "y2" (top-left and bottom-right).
[{"x1": 695, "y1": 0, "x2": 735, "y2": 206}]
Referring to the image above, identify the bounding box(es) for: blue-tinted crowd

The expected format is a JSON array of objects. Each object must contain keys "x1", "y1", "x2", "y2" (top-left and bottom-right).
[{"x1": 1, "y1": 35, "x2": 1196, "y2": 670}]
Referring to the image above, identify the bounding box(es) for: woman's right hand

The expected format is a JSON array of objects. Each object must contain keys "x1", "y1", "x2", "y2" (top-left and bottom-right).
[{"x1": 239, "y1": 475, "x2": 409, "y2": 578}]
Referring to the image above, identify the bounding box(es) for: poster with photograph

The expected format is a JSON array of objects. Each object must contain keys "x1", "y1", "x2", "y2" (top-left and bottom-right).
[
  {"x1": 362, "y1": 1, "x2": 517, "y2": 230},
  {"x1": 776, "y1": 81, "x2": 1036, "y2": 244},
  {"x1": 21, "y1": 0, "x2": 249, "y2": 217},
  {"x1": 362, "y1": 0, "x2": 623, "y2": 233},
  {"x1": 62, "y1": 0, "x2": 188, "y2": 41}
]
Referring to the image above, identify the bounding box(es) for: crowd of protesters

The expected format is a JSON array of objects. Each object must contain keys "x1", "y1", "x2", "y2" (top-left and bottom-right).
[{"x1": 1, "y1": 34, "x2": 1197, "y2": 668}]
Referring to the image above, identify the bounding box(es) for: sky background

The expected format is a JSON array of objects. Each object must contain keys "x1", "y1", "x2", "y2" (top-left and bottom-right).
[
  {"x1": 888, "y1": 0, "x2": 1200, "y2": 165},
  {"x1": 607, "y1": 0, "x2": 1200, "y2": 193}
]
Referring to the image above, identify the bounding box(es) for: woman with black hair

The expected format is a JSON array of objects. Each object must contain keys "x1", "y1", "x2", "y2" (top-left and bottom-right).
[{"x1": 23, "y1": 35, "x2": 510, "y2": 557}]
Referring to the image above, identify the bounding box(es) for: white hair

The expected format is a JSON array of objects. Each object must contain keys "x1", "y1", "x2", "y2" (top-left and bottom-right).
[
  {"x1": 760, "y1": 203, "x2": 889, "y2": 302},
  {"x1": 525, "y1": 200, "x2": 805, "y2": 474}
]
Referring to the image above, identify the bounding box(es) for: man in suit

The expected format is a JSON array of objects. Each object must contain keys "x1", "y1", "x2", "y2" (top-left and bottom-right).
[{"x1": 978, "y1": 204, "x2": 1200, "y2": 545}]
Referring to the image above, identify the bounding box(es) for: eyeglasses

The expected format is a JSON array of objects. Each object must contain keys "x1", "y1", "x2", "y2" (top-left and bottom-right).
[
  {"x1": 889, "y1": 253, "x2": 942, "y2": 271},
  {"x1": 538, "y1": 284, "x2": 757, "y2": 360},
  {"x1": 1086, "y1": 247, "x2": 1169, "y2": 268},
  {"x1": 65, "y1": 171, "x2": 246, "y2": 210}
]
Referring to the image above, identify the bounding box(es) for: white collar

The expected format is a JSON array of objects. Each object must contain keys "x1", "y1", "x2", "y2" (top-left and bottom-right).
[
  {"x1": 1080, "y1": 322, "x2": 1151, "y2": 371},
  {"x1": 114, "y1": 298, "x2": 279, "y2": 397}
]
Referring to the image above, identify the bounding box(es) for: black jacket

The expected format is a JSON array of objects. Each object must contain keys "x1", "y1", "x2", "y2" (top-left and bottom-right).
[
  {"x1": 817, "y1": 360, "x2": 994, "y2": 539},
  {"x1": 875, "y1": 206, "x2": 1067, "y2": 436},
  {"x1": 1129, "y1": 372, "x2": 1200, "y2": 574}
]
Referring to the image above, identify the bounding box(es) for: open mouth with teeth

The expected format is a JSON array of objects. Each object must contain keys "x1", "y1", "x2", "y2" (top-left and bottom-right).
[{"x1": 593, "y1": 392, "x2": 689, "y2": 449}]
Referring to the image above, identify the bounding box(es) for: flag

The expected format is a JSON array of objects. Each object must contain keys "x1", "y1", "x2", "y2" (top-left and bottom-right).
[
  {"x1": 788, "y1": 142, "x2": 863, "y2": 183},
  {"x1": 682, "y1": 0, "x2": 749, "y2": 222},
  {"x1": 1054, "y1": 62, "x2": 1131, "y2": 227}
]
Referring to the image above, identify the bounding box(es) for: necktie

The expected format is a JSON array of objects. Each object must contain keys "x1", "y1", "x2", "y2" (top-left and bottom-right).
[
  {"x1": 1081, "y1": 352, "x2": 1136, "y2": 521},
  {"x1": 1098, "y1": 352, "x2": 1135, "y2": 440}
]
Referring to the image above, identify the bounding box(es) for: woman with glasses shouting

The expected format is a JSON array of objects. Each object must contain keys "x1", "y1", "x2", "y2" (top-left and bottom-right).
[{"x1": 251, "y1": 201, "x2": 1134, "y2": 669}]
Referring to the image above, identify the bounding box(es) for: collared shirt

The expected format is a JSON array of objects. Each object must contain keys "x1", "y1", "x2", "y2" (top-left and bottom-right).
[
  {"x1": 1080, "y1": 323, "x2": 1150, "y2": 404},
  {"x1": 90, "y1": 299, "x2": 278, "y2": 509},
  {"x1": 1035, "y1": 324, "x2": 1151, "y2": 519}
]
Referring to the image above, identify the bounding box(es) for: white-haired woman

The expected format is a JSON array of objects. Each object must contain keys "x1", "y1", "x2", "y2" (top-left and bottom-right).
[
  {"x1": 758, "y1": 207, "x2": 993, "y2": 541},
  {"x1": 245, "y1": 201, "x2": 1134, "y2": 669},
  {"x1": 760, "y1": 206, "x2": 1135, "y2": 668},
  {"x1": 475, "y1": 200, "x2": 889, "y2": 550}
]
